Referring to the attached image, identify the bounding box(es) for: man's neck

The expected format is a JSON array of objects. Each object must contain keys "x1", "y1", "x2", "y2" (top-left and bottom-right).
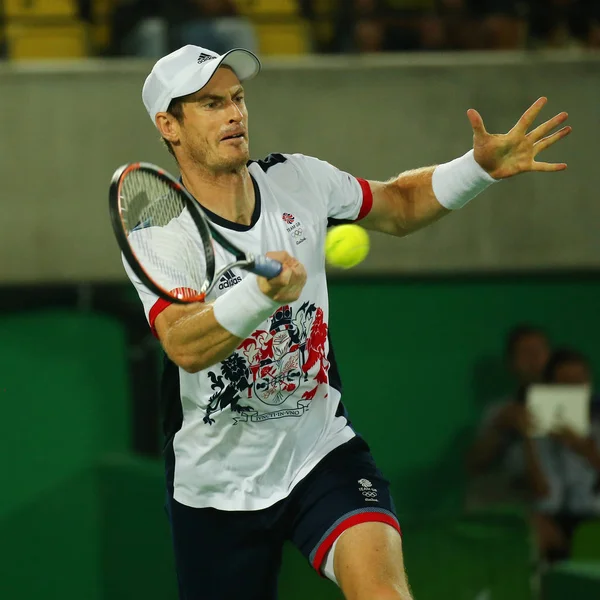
[{"x1": 181, "y1": 163, "x2": 255, "y2": 226}]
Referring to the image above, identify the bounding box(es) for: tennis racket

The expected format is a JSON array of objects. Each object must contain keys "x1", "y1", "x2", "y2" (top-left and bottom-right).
[{"x1": 109, "y1": 162, "x2": 282, "y2": 304}]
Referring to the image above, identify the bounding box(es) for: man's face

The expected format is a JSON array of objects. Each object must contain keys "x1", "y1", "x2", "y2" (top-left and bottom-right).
[
  {"x1": 553, "y1": 361, "x2": 591, "y2": 385},
  {"x1": 176, "y1": 67, "x2": 250, "y2": 172},
  {"x1": 510, "y1": 333, "x2": 550, "y2": 384}
]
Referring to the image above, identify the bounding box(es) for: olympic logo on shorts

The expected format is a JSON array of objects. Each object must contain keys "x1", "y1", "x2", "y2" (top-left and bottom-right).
[{"x1": 357, "y1": 478, "x2": 379, "y2": 501}]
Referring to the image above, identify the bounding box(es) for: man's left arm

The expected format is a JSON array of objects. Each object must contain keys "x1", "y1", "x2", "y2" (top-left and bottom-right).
[{"x1": 359, "y1": 97, "x2": 571, "y2": 237}]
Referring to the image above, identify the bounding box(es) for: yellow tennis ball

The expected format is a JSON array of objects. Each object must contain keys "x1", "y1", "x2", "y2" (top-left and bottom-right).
[{"x1": 325, "y1": 224, "x2": 370, "y2": 269}]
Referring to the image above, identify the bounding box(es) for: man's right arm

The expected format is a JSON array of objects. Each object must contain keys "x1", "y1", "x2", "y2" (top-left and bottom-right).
[
  {"x1": 154, "y1": 251, "x2": 307, "y2": 373},
  {"x1": 155, "y1": 302, "x2": 244, "y2": 373}
]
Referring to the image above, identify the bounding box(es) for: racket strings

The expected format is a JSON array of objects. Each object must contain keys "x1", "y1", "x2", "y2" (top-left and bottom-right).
[{"x1": 120, "y1": 171, "x2": 209, "y2": 298}]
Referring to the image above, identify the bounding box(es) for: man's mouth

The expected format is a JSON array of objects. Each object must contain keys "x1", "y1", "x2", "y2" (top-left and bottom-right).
[{"x1": 221, "y1": 132, "x2": 245, "y2": 141}]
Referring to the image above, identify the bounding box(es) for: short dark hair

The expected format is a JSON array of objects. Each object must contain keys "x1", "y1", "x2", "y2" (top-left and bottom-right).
[
  {"x1": 505, "y1": 324, "x2": 547, "y2": 360},
  {"x1": 543, "y1": 348, "x2": 588, "y2": 382},
  {"x1": 161, "y1": 97, "x2": 185, "y2": 159}
]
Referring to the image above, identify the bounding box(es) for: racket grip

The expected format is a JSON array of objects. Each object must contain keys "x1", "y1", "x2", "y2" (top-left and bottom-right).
[{"x1": 252, "y1": 256, "x2": 283, "y2": 279}]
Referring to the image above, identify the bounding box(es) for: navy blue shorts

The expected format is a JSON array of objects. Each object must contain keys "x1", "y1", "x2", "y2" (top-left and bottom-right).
[{"x1": 165, "y1": 436, "x2": 400, "y2": 600}]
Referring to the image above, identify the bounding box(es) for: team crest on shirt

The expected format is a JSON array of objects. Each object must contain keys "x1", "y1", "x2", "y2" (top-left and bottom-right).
[
  {"x1": 203, "y1": 302, "x2": 329, "y2": 425},
  {"x1": 281, "y1": 212, "x2": 306, "y2": 245}
]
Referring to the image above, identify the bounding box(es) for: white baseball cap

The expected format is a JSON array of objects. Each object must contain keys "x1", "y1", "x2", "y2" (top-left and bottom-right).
[{"x1": 142, "y1": 45, "x2": 261, "y2": 126}]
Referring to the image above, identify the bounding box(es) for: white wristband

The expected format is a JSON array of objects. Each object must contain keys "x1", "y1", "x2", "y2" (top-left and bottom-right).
[
  {"x1": 213, "y1": 274, "x2": 281, "y2": 339},
  {"x1": 432, "y1": 149, "x2": 497, "y2": 210}
]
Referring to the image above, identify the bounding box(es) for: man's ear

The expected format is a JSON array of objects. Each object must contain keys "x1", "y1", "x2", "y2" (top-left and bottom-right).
[{"x1": 155, "y1": 112, "x2": 181, "y2": 144}]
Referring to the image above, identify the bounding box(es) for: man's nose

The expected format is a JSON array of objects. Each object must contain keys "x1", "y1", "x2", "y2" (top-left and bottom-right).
[{"x1": 227, "y1": 100, "x2": 243, "y2": 123}]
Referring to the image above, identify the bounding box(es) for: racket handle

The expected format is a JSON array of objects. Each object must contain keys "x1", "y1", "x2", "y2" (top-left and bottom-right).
[{"x1": 252, "y1": 256, "x2": 283, "y2": 279}]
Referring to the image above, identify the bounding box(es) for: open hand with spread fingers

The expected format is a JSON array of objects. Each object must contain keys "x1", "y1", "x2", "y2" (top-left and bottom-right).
[{"x1": 468, "y1": 97, "x2": 572, "y2": 180}]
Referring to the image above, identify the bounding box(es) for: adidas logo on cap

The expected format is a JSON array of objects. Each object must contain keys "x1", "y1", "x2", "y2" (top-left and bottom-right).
[
  {"x1": 218, "y1": 269, "x2": 242, "y2": 290},
  {"x1": 197, "y1": 52, "x2": 216, "y2": 65}
]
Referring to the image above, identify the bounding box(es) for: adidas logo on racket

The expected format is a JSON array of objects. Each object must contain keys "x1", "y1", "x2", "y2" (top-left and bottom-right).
[{"x1": 218, "y1": 269, "x2": 242, "y2": 290}]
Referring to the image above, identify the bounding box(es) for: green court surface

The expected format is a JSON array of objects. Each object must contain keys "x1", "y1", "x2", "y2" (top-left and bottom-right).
[{"x1": 543, "y1": 561, "x2": 600, "y2": 600}]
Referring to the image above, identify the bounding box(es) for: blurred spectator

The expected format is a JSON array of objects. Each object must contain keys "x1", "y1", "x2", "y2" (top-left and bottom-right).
[
  {"x1": 466, "y1": 325, "x2": 550, "y2": 509},
  {"x1": 528, "y1": 0, "x2": 600, "y2": 49},
  {"x1": 175, "y1": 0, "x2": 258, "y2": 55},
  {"x1": 385, "y1": 0, "x2": 528, "y2": 52},
  {"x1": 107, "y1": 0, "x2": 169, "y2": 57},
  {"x1": 329, "y1": 0, "x2": 449, "y2": 53},
  {"x1": 470, "y1": 0, "x2": 528, "y2": 49},
  {"x1": 329, "y1": 0, "x2": 421, "y2": 53},
  {"x1": 330, "y1": 0, "x2": 389, "y2": 53},
  {"x1": 269, "y1": 0, "x2": 600, "y2": 54},
  {"x1": 467, "y1": 346, "x2": 600, "y2": 562},
  {"x1": 108, "y1": 0, "x2": 257, "y2": 58},
  {"x1": 589, "y1": 0, "x2": 600, "y2": 49},
  {"x1": 298, "y1": 0, "x2": 323, "y2": 52},
  {"x1": 496, "y1": 323, "x2": 551, "y2": 403},
  {"x1": 424, "y1": 0, "x2": 528, "y2": 50},
  {"x1": 435, "y1": 0, "x2": 477, "y2": 50},
  {"x1": 105, "y1": 0, "x2": 600, "y2": 58},
  {"x1": 506, "y1": 324, "x2": 552, "y2": 389},
  {"x1": 419, "y1": 12, "x2": 447, "y2": 51},
  {"x1": 78, "y1": 0, "x2": 93, "y2": 23},
  {"x1": 382, "y1": 0, "x2": 429, "y2": 51},
  {"x1": 533, "y1": 349, "x2": 600, "y2": 561}
]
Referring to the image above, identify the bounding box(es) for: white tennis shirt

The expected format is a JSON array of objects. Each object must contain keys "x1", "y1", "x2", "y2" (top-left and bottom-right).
[{"x1": 124, "y1": 153, "x2": 373, "y2": 510}]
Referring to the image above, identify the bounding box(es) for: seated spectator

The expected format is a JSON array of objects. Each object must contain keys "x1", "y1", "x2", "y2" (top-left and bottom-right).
[
  {"x1": 435, "y1": 0, "x2": 478, "y2": 49},
  {"x1": 176, "y1": 0, "x2": 258, "y2": 55},
  {"x1": 419, "y1": 11, "x2": 447, "y2": 50},
  {"x1": 299, "y1": 0, "x2": 329, "y2": 52},
  {"x1": 527, "y1": 0, "x2": 600, "y2": 49},
  {"x1": 469, "y1": 0, "x2": 528, "y2": 49},
  {"x1": 466, "y1": 324, "x2": 551, "y2": 509},
  {"x1": 468, "y1": 346, "x2": 600, "y2": 563},
  {"x1": 78, "y1": 0, "x2": 92, "y2": 24},
  {"x1": 383, "y1": 0, "x2": 431, "y2": 51},
  {"x1": 108, "y1": 0, "x2": 257, "y2": 58},
  {"x1": 395, "y1": 0, "x2": 504, "y2": 52},
  {"x1": 532, "y1": 349, "x2": 600, "y2": 561},
  {"x1": 501, "y1": 323, "x2": 552, "y2": 401},
  {"x1": 589, "y1": 0, "x2": 600, "y2": 48},
  {"x1": 107, "y1": 0, "x2": 169, "y2": 58},
  {"x1": 330, "y1": 0, "x2": 389, "y2": 53},
  {"x1": 425, "y1": 0, "x2": 526, "y2": 50}
]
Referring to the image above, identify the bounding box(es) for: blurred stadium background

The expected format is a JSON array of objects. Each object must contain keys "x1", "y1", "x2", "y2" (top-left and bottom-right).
[{"x1": 1, "y1": 1, "x2": 600, "y2": 599}]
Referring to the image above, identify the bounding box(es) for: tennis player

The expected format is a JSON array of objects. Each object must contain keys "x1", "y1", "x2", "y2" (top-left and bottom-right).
[{"x1": 127, "y1": 45, "x2": 571, "y2": 600}]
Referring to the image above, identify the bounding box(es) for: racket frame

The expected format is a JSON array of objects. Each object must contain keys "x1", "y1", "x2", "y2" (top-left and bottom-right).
[
  {"x1": 110, "y1": 162, "x2": 277, "y2": 305},
  {"x1": 110, "y1": 162, "x2": 228, "y2": 304}
]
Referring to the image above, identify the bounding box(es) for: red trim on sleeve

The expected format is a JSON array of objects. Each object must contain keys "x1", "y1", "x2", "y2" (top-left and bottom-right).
[
  {"x1": 148, "y1": 287, "x2": 200, "y2": 338},
  {"x1": 355, "y1": 178, "x2": 373, "y2": 221},
  {"x1": 312, "y1": 511, "x2": 401, "y2": 575},
  {"x1": 149, "y1": 298, "x2": 172, "y2": 338}
]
